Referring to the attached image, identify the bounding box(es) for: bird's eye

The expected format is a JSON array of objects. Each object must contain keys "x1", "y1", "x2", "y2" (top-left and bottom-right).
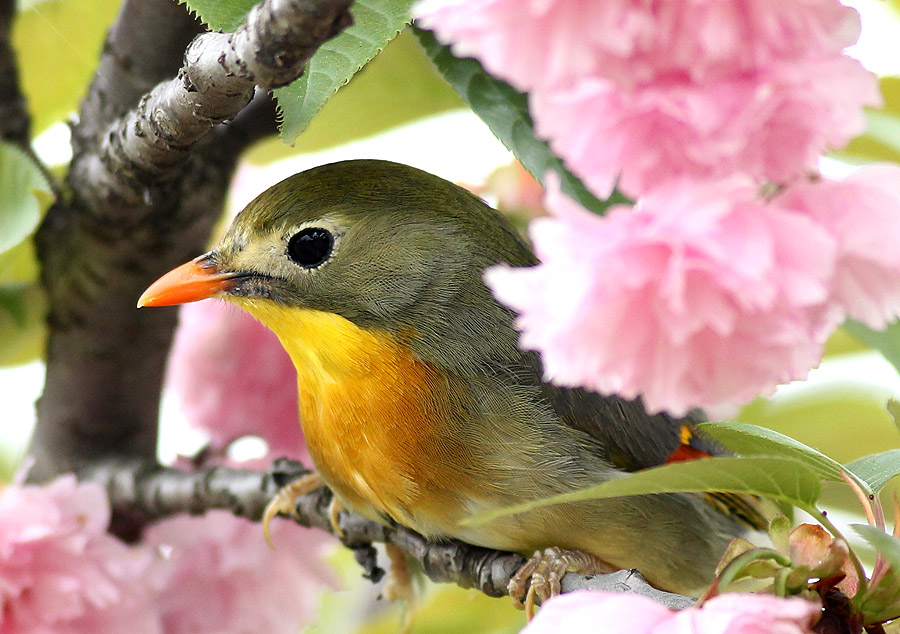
[{"x1": 287, "y1": 227, "x2": 334, "y2": 269}]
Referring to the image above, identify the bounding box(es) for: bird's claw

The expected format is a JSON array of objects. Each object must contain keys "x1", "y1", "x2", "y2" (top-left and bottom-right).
[
  {"x1": 262, "y1": 471, "x2": 326, "y2": 547},
  {"x1": 382, "y1": 543, "x2": 415, "y2": 634},
  {"x1": 508, "y1": 547, "x2": 611, "y2": 619},
  {"x1": 328, "y1": 497, "x2": 346, "y2": 539}
]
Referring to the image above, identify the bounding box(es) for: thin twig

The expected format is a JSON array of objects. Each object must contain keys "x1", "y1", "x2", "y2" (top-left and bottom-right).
[{"x1": 0, "y1": 0, "x2": 30, "y2": 148}]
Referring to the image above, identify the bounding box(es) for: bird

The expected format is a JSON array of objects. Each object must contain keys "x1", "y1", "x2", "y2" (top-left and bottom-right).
[{"x1": 139, "y1": 159, "x2": 764, "y2": 610}]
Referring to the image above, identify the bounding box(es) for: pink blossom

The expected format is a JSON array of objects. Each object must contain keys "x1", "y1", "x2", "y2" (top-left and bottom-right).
[
  {"x1": 166, "y1": 301, "x2": 309, "y2": 466},
  {"x1": 143, "y1": 511, "x2": 335, "y2": 634},
  {"x1": 0, "y1": 476, "x2": 160, "y2": 634},
  {"x1": 416, "y1": 0, "x2": 613, "y2": 93},
  {"x1": 532, "y1": 54, "x2": 877, "y2": 199},
  {"x1": 485, "y1": 178, "x2": 841, "y2": 415},
  {"x1": 465, "y1": 161, "x2": 547, "y2": 219},
  {"x1": 521, "y1": 591, "x2": 672, "y2": 633},
  {"x1": 522, "y1": 591, "x2": 820, "y2": 634},
  {"x1": 417, "y1": 0, "x2": 878, "y2": 199},
  {"x1": 776, "y1": 165, "x2": 900, "y2": 330},
  {"x1": 416, "y1": 0, "x2": 861, "y2": 93}
]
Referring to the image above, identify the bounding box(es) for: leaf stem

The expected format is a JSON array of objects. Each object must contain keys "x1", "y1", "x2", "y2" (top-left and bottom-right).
[{"x1": 715, "y1": 547, "x2": 792, "y2": 594}]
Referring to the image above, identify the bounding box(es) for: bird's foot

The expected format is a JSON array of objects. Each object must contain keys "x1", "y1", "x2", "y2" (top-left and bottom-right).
[
  {"x1": 383, "y1": 543, "x2": 415, "y2": 603},
  {"x1": 508, "y1": 547, "x2": 612, "y2": 619},
  {"x1": 383, "y1": 543, "x2": 415, "y2": 634},
  {"x1": 262, "y1": 471, "x2": 335, "y2": 546}
]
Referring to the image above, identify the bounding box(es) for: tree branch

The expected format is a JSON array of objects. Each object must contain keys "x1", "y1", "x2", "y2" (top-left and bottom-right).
[
  {"x1": 91, "y1": 458, "x2": 696, "y2": 610},
  {"x1": 29, "y1": 0, "x2": 351, "y2": 483},
  {"x1": 0, "y1": 0, "x2": 58, "y2": 194},
  {"x1": 73, "y1": 0, "x2": 204, "y2": 142},
  {"x1": 0, "y1": 0, "x2": 30, "y2": 148},
  {"x1": 69, "y1": 0, "x2": 353, "y2": 212},
  {"x1": 214, "y1": 89, "x2": 280, "y2": 157}
]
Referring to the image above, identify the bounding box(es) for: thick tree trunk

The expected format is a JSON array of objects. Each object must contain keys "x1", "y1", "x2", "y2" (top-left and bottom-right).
[{"x1": 27, "y1": 0, "x2": 351, "y2": 482}]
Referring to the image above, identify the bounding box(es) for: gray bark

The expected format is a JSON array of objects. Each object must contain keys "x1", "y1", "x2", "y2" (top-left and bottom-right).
[
  {"x1": 28, "y1": 0, "x2": 352, "y2": 484},
  {"x1": 94, "y1": 458, "x2": 696, "y2": 609}
]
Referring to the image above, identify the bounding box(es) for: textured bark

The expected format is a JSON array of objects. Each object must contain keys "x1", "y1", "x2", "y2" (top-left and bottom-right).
[
  {"x1": 30, "y1": 0, "x2": 211, "y2": 483},
  {"x1": 92, "y1": 458, "x2": 698, "y2": 609},
  {"x1": 28, "y1": 0, "x2": 337, "y2": 482},
  {"x1": 67, "y1": 0, "x2": 353, "y2": 211}
]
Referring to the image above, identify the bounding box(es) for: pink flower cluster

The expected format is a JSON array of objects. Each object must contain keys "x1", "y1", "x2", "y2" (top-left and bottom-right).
[
  {"x1": 487, "y1": 168, "x2": 900, "y2": 415},
  {"x1": 0, "y1": 476, "x2": 158, "y2": 634},
  {"x1": 419, "y1": 0, "x2": 900, "y2": 414},
  {"x1": 522, "y1": 591, "x2": 819, "y2": 634},
  {"x1": 417, "y1": 0, "x2": 878, "y2": 199},
  {"x1": 144, "y1": 512, "x2": 334, "y2": 634},
  {"x1": 0, "y1": 476, "x2": 334, "y2": 634}
]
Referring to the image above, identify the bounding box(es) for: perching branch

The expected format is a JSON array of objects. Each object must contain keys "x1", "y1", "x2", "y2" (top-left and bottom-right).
[{"x1": 90, "y1": 458, "x2": 696, "y2": 610}]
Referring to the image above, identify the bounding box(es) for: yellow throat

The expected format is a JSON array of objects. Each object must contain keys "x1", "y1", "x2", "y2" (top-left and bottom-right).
[{"x1": 225, "y1": 297, "x2": 471, "y2": 527}]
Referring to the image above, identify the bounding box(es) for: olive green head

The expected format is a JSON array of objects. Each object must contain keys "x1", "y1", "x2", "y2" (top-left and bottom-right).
[{"x1": 212, "y1": 159, "x2": 537, "y2": 370}]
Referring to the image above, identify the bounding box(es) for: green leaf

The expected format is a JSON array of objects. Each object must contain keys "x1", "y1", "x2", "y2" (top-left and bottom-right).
[
  {"x1": 246, "y1": 29, "x2": 464, "y2": 161},
  {"x1": 847, "y1": 449, "x2": 900, "y2": 493},
  {"x1": 0, "y1": 285, "x2": 28, "y2": 325},
  {"x1": 275, "y1": 0, "x2": 415, "y2": 143},
  {"x1": 823, "y1": 327, "x2": 871, "y2": 357},
  {"x1": 739, "y1": 385, "x2": 900, "y2": 469},
  {"x1": 844, "y1": 319, "x2": 900, "y2": 375},
  {"x1": 840, "y1": 76, "x2": 900, "y2": 164},
  {"x1": 889, "y1": 399, "x2": 900, "y2": 436},
  {"x1": 179, "y1": 0, "x2": 255, "y2": 32},
  {"x1": 852, "y1": 525, "x2": 900, "y2": 624},
  {"x1": 14, "y1": 0, "x2": 122, "y2": 134},
  {"x1": 466, "y1": 456, "x2": 822, "y2": 526},
  {"x1": 699, "y1": 421, "x2": 857, "y2": 487},
  {"x1": 0, "y1": 283, "x2": 46, "y2": 367},
  {"x1": 0, "y1": 142, "x2": 53, "y2": 256},
  {"x1": 415, "y1": 28, "x2": 627, "y2": 216},
  {"x1": 0, "y1": 238, "x2": 40, "y2": 286}
]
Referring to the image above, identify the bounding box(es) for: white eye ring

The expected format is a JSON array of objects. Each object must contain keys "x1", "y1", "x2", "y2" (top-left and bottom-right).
[
  {"x1": 287, "y1": 227, "x2": 334, "y2": 268},
  {"x1": 282, "y1": 218, "x2": 344, "y2": 271}
]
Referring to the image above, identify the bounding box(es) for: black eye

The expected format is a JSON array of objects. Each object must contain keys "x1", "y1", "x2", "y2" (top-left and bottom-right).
[{"x1": 287, "y1": 227, "x2": 334, "y2": 268}]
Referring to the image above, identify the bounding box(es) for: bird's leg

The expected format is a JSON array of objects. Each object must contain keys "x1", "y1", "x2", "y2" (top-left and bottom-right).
[
  {"x1": 382, "y1": 543, "x2": 415, "y2": 603},
  {"x1": 508, "y1": 547, "x2": 614, "y2": 619},
  {"x1": 383, "y1": 543, "x2": 415, "y2": 634},
  {"x1": 263, "y1": 472, "x2": 330, "y2": 545}
]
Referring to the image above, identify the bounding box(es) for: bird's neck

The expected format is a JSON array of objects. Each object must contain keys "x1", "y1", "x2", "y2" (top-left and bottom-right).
[{"x1": 227, "y1": 298, "x2": 386, "y2": 386}]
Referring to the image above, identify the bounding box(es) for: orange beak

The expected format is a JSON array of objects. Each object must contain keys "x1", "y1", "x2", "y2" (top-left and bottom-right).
[{"x1": 137, "y1": 252, "x2": 241, "y2": 308}]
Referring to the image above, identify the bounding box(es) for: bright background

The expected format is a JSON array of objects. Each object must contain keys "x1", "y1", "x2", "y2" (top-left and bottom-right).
[
  {"x1": 1, "y1": 0, "x2": 900, "y2": 631},
  {"x1": 4, "y1": 0, "x2": 899, "y2": 473}
]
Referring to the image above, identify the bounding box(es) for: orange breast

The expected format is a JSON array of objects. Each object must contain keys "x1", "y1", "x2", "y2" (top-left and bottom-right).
[
  {"x1": 298, "y1": 344, "x2": 473, "y2": 526},
  {"x1": 229, "y1": 299, "x2": 476, "y2": 530}
]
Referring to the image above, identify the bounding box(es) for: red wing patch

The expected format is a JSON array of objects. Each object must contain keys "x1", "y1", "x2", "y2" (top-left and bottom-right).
[{"x1": 667, "y1": 425, "x2": 769, "y2": 531}]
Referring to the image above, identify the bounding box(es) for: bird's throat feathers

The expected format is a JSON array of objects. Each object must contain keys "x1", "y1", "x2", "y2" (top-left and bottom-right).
[
  {"x1": 227, "y1": 297, "x2": 395, "y2": 386},
  {"x1": 225, "y1": 296, "x2": 474, "y2": 527}
]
